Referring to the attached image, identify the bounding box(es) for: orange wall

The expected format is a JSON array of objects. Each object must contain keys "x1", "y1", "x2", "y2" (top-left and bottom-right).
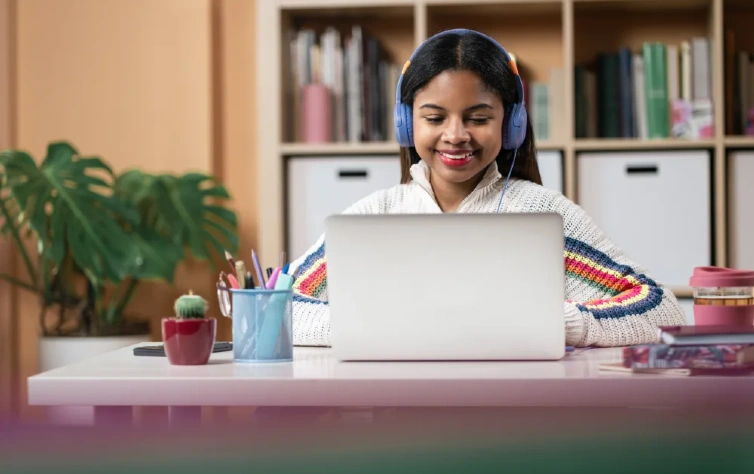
[
  {"x1": 16, "y1": 0, "x2": 212, "y2": 170},
  {"x1": 0, "y1": 0, "x2": 15, "y2": 419},
  {"x1": 1, "y1": 0, "x2": 257, "y2": 419}
]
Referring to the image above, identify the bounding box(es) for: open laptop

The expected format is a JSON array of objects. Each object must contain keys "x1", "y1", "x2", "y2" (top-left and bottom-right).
[{"x1": 324, "y1": 213, "x2": 566, "y2": 361}]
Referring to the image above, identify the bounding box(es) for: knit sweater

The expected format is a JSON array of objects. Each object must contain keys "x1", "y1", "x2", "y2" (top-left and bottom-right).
[{"x1": 289, "y1": 160, "x2": 686, "y2": 348}]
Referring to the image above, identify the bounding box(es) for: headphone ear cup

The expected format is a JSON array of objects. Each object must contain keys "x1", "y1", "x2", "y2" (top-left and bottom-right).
[
  {"x1": 504, "y1": 102, "x2": 528, "y2": 150},
  {"x1": 404, "y1": 104, "x2": 414, "y2": 148},
  {"x1": 394, "y1": 103, "x2": 406, "y2": 146},
  {"x1": 394, "y1": 102, "x2": 413, "y2": 148},
  {"x1": 502, "y1": 104, "x2": 513, "y2": 150}
]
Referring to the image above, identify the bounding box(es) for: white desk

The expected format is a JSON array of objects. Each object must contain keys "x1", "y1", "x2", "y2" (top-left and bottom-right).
[{"x1": 28, "y1": 342, "x2": 754, "y2": 426}]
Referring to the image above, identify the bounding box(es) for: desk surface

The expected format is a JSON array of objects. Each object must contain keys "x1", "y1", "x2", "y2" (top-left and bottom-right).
[{"x1": 28, "y1": 343, "x2": 754, "y2": 408}]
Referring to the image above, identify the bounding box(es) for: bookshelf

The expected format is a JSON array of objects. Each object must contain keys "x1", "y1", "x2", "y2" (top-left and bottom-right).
[{"x1": 257, "y1": 0, "x2": 754, "y2": 297}]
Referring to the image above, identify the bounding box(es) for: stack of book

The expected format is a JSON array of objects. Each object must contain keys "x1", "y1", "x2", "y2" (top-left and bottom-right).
[
  {"x1": 601, "y1": 325, "x2": 754, "y2": 376},
  {"x1": 575, "y1": 37, "x2": 713, "y2": 140},
  {"x1": 285, "y1": 26, "x2": 400, "y2": 144}
]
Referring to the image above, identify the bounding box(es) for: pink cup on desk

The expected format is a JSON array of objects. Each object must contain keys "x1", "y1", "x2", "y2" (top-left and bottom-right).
[{"x1": 689, "y1": 266, "x2": 754, "y2": 326}]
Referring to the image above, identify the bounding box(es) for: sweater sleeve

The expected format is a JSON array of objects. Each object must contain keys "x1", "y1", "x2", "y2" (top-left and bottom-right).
[
  {"x1": 554, "y1": 194, "x2": 687, "y2": 347},
  {"x1": 288, "y1": 189, "x2": 390, "y2": 346}
]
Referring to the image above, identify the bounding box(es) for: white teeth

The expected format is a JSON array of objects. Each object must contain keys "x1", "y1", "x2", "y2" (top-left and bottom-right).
[{"x1": 438, "y1": 151, "x2": 474, "y2": 160}]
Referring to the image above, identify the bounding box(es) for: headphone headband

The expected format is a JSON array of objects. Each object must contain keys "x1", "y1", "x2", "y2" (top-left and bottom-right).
[{"x1": 393, "y1": 29, "x2": 528, "y2": 150}]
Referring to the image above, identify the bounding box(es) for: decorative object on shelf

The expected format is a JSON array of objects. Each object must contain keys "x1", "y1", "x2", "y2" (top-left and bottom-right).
[
  {"x1": 0, "y1": 141, "x2": 239, "y2": 339},
  {"x1": 301, "y1": 83, "x2": 332, "y2": 143},
  {"x1": 162, "y1": 291, "x2": 216, "y2": 365},
  {"x1": 690, "y1": 266, "x2": 754, "y2": 327}
]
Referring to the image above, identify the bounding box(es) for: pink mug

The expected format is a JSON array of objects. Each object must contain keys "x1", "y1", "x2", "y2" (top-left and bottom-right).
[{"x1": 689, "y1": 266, "x2": 754, "y2": 326}]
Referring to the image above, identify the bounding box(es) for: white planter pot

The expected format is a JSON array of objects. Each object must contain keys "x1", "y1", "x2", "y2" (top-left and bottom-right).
[{"x1": 38, "y1": 335, "x2": 146, "y2": 425}]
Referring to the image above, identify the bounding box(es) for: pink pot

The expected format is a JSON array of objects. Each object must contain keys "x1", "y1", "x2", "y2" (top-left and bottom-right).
[{"x1": 161, "y1": 318, "x2": 216, "y2": 365}]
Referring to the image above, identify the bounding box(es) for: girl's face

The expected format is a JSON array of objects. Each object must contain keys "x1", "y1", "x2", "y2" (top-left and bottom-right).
[{"x1": 412, "y1": 69, "x2": 504, "y2": 189}]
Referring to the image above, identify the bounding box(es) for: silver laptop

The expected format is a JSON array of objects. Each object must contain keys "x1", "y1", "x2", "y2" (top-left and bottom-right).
[{"x1": 324, "y1": 213, "x2": 566, "y2": 361}]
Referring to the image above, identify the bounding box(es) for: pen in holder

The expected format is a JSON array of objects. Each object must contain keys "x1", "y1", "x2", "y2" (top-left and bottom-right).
[{"x1": 231, "y1": 282, "x2": 293, "y2": 362}]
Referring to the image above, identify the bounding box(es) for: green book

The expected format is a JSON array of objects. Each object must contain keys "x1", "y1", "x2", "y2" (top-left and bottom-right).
[
  {"x1": 642, "y1": 43, "x2": 669, "y2": 138},
  {"x1": 531, "y1": 82, "x2": 550, "y2": 140}
]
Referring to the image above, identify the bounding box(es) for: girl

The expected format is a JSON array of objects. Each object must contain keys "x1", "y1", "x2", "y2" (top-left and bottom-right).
[{"x1": 289, "y1": 29, "x2": 685, "y2": 348}]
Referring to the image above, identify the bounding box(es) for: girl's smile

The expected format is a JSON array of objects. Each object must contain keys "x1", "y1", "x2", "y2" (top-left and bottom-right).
[{"x1": 435, "y1": 149, "x2": 477, "y2": 167}]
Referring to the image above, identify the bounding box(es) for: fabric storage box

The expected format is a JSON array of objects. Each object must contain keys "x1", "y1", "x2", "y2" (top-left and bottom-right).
[
  {"x1": 286, "y1": 155, "x2": 400, "y2": 259},
  {"x1": 537, "y1": 150, "x2": 564, "y2": 194},
  {"x1": 577, "y1": 150, "x2": 712, "y2": 288}
]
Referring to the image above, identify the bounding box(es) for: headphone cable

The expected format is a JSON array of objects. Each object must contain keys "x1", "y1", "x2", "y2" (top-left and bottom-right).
[{"x1": 495, "y1": 148, "x2": 518, "y2": 213}]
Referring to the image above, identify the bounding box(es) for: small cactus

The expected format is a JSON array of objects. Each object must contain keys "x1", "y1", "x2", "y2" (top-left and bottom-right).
[{"x1": 174, "y1": 290, "x2": 207, "y2": 319}]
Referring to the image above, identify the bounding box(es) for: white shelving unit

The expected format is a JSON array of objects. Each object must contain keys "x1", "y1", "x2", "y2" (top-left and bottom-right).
[{"x1": 256, "y1": 0, "x2": 754, "y2": 297}]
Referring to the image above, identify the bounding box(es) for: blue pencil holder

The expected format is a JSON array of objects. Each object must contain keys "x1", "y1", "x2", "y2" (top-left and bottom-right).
[{"x1": 231, "y1": 288, "x2": 293, "y2": 363}]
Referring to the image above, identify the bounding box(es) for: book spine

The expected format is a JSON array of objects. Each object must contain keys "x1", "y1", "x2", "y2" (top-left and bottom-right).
[
  {"x1": 748, "y1": 57, "x2": 754, "y2": 135},
  {"x1": 597, "y1": 54, "x2": 620, "y2": 138},
  {"x1": 618, "y1": 47, "x2": 634, "y2": 138},
  {"x1": 632, "y1": 54, "x2": 648, "y2": 139},
  {"x1": 643, "y1": 42, "x2": 669, "y2": 138},
  {"x1": 574, "y1": 65, "x2": 587, "y2": 138},
  {"x1": 623, "y1": 344, "x2": 754, "y2": 369}
]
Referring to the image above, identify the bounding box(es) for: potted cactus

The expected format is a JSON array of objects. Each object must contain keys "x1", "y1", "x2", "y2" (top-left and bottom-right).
[{"x1": 162, "y1": 291, "x2": 216, "y2": 365}]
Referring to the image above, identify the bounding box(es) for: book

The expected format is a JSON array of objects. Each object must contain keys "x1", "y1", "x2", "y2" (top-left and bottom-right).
[
  {"x1": 549, "y1": 68, "x2": 566, "y2": 142},
  {"x1": 632, "y1": 54, "x2": 647, "y2": 139},
  {"x1": 642, "y1": 42, "x2": 669, "y2": 138},
  {"x1": 574, "y1": 65, "x2": 586, "y2": 138},
  {"x1": 530, "y1": 82, "x2": 550, "y2": 140},
  {"x1": 618, "y1": 47, "x2": 634, "y2": 138},
  {"x1": 658, "y1": 325, "x2": 754, "y2": 345},
  {"x1": 597, "y1": 53, "x2": 620, "y2": 138},
  {"x1": 623, "y1": 344, "x2": 754, "y2": 369},
  {"x1": 671, "y1": 99, "x2": 692, "y2": 139},
  {"x1": 599, "y1": 362, "x2": 754, "y2": 377}
]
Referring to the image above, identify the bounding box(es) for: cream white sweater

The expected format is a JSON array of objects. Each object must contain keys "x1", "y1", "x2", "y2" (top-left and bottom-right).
[{"x1": 289, "y1": 160, "x2": 686, "y2": 348}]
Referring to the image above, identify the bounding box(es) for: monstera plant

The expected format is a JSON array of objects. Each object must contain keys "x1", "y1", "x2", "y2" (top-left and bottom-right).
[{"x1": 0, "y1": 141, "x2": 238, "y2": 337}]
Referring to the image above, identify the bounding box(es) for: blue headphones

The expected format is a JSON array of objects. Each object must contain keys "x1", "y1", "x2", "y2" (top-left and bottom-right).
[{"x1": 393, "y1": 29, "x2": 528, "y2": 151}]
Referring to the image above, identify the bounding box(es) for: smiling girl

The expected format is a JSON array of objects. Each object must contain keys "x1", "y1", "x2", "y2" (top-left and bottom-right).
[{"x1": 289, "y1": 29, "x2": 685, "y2": 348}]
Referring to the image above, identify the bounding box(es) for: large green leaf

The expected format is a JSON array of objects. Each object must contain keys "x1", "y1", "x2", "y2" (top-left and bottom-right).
[
  {"x1": 121, "y1": 227, "x2": 182, "y2": 282},
  {"x1": 0, "y1": 172, "x2": 37, "y2": 288},
  {"x1": 114, "y1": 169, "x2": 239, "y2": 266},
  {"x1": 0, "y1": 142, "x2": 140, "y2": 287}
]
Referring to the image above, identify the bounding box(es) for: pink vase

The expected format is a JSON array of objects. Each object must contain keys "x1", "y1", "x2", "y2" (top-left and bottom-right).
[{"x1": 301, "y1": 83, "x2": 331, "y2": 143}]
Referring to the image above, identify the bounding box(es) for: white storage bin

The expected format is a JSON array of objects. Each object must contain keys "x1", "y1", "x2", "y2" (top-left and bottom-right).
[
  {"x1": 537, "y1": 150, "x2": 563, "y2": 194},
  {"x1": 728, "y1": 151, "x2": 754, "y2": 271},
  {"x1": 286, "y1": 155, "x2": 400, "y2": 259},
  {"x1": 577, "y1": 150, "x2": 711, "y2": 288}
]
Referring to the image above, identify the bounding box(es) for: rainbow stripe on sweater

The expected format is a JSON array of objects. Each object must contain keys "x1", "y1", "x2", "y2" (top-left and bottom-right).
[
  {"x1": 564, "y1": 237, "x2": 663, "y2": 319},
  {"x1": 292, "y1": 236, "x2": 664, "y2": 318},
  {"x1": 293, "y1": 241, "x2": 327, "y2": 299}
]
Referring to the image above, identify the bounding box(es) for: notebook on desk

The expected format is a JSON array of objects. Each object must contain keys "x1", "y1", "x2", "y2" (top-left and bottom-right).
[{"x1": 324, "y1": 213, "x2": 566, "y2": 361}]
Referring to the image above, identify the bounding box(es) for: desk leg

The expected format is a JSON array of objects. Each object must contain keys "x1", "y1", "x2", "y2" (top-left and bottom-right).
[
  {"x1": 93, "y1": 406, "x2": 133, "y2": 426},
  {"x1": 169, "y1": 406, "x2": 202, "y2": 426}
]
